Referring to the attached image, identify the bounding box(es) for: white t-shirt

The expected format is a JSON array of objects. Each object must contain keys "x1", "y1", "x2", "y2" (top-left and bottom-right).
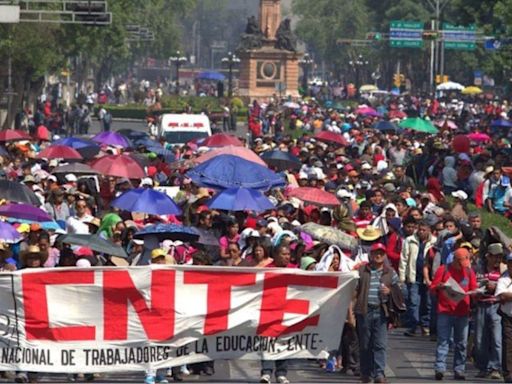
[
  {"x1": 66, "y1": 214, "x2": 94, "y2": 235},
  {"x1": 495, "y1": 271, "x2": 512, "y2": 316}
]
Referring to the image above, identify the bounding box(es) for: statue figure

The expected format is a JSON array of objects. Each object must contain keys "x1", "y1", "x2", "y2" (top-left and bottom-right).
[
  {"x1": 239, "y1": 16, "x2": 264, "y2": 51},
  {"x1": 275, "y1": 18, "x2": 297, "y2": 52}
]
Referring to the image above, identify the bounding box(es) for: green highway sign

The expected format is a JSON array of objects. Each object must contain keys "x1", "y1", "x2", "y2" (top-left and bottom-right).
[
  {"x1": 390, "y1": 20, "x2": 424, "y2": 48},
  {"x1": 442, "y1": 23, "x2": 476, "y2": 50}
]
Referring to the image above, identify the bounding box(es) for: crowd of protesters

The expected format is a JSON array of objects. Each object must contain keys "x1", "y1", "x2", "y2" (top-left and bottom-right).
[{"x1": 3, "y1": 90, "x2": 512, "y2": 384}]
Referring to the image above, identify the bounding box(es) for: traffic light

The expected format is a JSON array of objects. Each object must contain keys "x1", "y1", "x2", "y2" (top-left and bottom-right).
[
  {"x1": 366, "y1": 32, "x2": 382, "y2": 41},
  {"x1": 393, "y1": 74, "x2": 401, "y2": 87},
  {"x1": 422, "y1": 31, "x2": 439, "y2": 40},
  {"x1": 66, "y1": 1, "x2": 111, "y2": 25}
]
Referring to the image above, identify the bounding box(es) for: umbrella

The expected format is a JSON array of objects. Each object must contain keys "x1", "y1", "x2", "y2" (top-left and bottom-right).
[
  {"x1": 283, "y1": 101, "x2": 300, "y2": 109},
  {"x1": 37, "y1": 145, "x2": 83, "y2": 160},
  {"x1": 356, "y1": 106, "x2": 381, "y2": 117},
  {"x1": 0, "y1": 222, "x2": 21, "y2": 244},
  {"x1": 260, "y1": 150, "x2": 302, "y2": 171},
  {"x1": 195, "y1": 146, "x2": 267, "y2": 167},
  {"x1": 90, "y1": 154, "x2": 145, "y2": 179},
  {"x1": 300, "y1": 222, "x2": 358, "y2": 251},
  {"x1": 462, "y1": 86, "x2": 483, "y2": 95},
  {"x1": 0, "y1": 180, "x2": 41, "y2": 206},
  {"x1": 186, "y1": 154, "x2": 285, "y2": 190},
  {"x1": 491, "y1": 119, "x2": 512, "y2": 128},
  {"x1": 200, "y1": 133, "x2": 244, "y2": 147},
  {"x1": 399, "y1": 117, "x2": 439, "y2": 134},
  {"x1": 434, "y1": 120, "x2": 458, "y2": 129},
  {"x1": 134, "y1": 224, "x2": 200, "y2": 243},
  {"x1": 111, "y1": 188, "x2": 181, "y2": 215},
  {"x1": 197, "y1": 71, "x2": 225, "y2": 81},
  {"x1": 194, "y1": 227, "x2": 220, "y2": 247},
  {"x1": 436, "y1": 81, "x2": 464, "y2": 91},
  {"x1": 288, "y1": 187, "x2": 339, "y2": 207},
  {"x1": 52, "y1": 163, "x2": 99, "y2": 174},
  {"x1": 314, "y1": 131, "x2": 349, "y2": 146},
  {"x1": 53, "y1": 137, "x2": 100, "y2": 158},
  {"x1": 59, "y1": 234, "x2": 127, "y2": 257},
  {"x1": 116, "y1": 129, "x2": 149, "y2": 141},
  {"x1": 207, "y1": 187, "x2": 274, "y2": 212},
  {"x1": 0, "y1": 146, "x2": 9, "y2": 158},
  {"x1": 3, "y1": 218, "x2": 60, "y2": 230},
  {"x1": 146, "y1": 146, "x2": 176, "y2": 163},
  {"x1": 133, "y1": 138, "x2": 162, "y2": 148},
  {"x1": 373, "y1": 121, "x2": 401, "y2": 132},
  {"x1": 0, "y1": 130, "x2": 31, "y2": 142},
  {"x1": 359, "y1": 84, "x2": 378, "y2": 92},
  {"x1": 92, "y1": 132, "x2": 131, "y2": 148},
  {"x1": 467, "y1": 132, "x2": 491, "y2": 142},
  {"x1": 0, "y1": 203, "x2": 52, "y2": 222}
]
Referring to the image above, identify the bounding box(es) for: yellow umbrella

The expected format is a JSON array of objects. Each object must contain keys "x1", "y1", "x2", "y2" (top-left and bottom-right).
[
  {"x1": 359, "y1": 84, "x2": 378, "y2": 92},
  {"x1": 462, "y1": 86, "x2": 483, "y2": 95}
]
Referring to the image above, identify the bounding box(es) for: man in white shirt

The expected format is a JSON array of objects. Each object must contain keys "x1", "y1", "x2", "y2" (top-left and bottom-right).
[
  {"x1": 495, "y1": 253, "x2": 512, "y2": 382},
  {"x1": 66, "y1": 199, "x2": 94, "y2": 234}
]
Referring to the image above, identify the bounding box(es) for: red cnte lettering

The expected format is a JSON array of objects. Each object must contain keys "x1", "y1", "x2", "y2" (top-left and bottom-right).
[
  {"x1": 184, "y1": 271, "x2": 256, "y2": 335},
  {"x1": 103, "y1": 270, "x2": 175, "y2": 341},
  {"x1": 23, "y1": 271, "x2": 95, "y2": 341},
  {"x1": 257, "y1": 273, "x2": 338, "y2": 337}
]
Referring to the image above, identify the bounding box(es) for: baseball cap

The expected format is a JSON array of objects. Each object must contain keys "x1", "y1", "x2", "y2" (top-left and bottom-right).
[
  {"x1": 65, "y1": 174, "x2": 77, "y2": 183},
  {"x1": 151, "y1": 248, "x2": 167, "y2": 259},
  {"x1": 488, "y1": 243, "x2": 504, "y2": 256},
  {"x1": 370, "y1": 243, "x2": 386, "y2": 252},
  {"x1": 361, "y1": 162, "x2": 372, "y2": 170},
  {"x1": 451, "y1": 190, "x2": 468, "y2": 200}
]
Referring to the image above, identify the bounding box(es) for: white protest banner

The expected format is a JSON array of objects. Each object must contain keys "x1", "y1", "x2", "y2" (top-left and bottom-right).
[{"x1": 0, "y1": 266, "x2": 357, "y2": 373}]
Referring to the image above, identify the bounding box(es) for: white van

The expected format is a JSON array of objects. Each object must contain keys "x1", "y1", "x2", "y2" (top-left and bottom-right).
[{"x1": 159, "y1": 114, "x2": 212, "y2": 145}]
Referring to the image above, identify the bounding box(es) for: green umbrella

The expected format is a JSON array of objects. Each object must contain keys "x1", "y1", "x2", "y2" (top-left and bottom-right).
[{"x1": 399, "y1": 117, "x2": 439, "y2": 134}]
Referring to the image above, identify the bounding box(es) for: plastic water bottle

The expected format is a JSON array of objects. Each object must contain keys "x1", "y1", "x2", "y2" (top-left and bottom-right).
[{"x1": 325, "y1": 355, "x2": 336, "y2": 373}]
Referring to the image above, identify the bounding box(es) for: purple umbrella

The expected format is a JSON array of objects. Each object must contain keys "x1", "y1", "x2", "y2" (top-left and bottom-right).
[
  {"x1": 0, "y1": 222, "x2": 21, "y2": 243},
  {"x1": 0, "y1": 204, "x2": 52, "y2": 222},
  {"x1": 92, "y1": 132, "x2": 131, "y2": 148}
]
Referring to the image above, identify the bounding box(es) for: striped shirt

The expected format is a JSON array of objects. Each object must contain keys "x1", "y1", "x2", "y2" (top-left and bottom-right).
[{"x1": 368, "y1": 269, "x2": 383, "y2": 306}]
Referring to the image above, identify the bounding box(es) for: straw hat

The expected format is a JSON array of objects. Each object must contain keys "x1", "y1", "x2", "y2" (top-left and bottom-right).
[
  {"x1": 20, "y1": 245, "x2": 48, "y2": 265},
  {"x1": 356, "y1": 225, "x2": 383, "y2": 241}
]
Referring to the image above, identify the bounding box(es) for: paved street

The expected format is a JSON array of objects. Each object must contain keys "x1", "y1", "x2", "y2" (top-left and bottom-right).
[{"x1": 0, "y1": 330, "x2": 499, "y2": 383}]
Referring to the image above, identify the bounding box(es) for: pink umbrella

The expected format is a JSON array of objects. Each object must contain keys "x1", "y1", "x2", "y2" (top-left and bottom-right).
[
  {"x1": 201, "y1": 133, "x2": 244, "y2": 147},
  {"x1": 467, "y1": 132, "x2": 491, "y2": 142},
  {"x1": 195, "y1": 145, "x2": 267, "y2": 167},
  {"x1": 356, "y1": 107, "x2": 381, "y2": 117}
]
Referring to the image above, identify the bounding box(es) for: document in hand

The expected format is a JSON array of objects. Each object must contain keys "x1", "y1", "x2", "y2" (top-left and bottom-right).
[{"x1": 444, "y1": 277, "x2": 467, "y2": 303}]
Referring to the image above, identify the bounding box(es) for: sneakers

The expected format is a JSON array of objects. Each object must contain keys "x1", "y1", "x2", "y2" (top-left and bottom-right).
[
  {"x1": 260, "y1": 374, "x2": 272, "y2": 384},
  {"x1": 435, "y1": 371, "x2": 444, "y2": 381},
  {"x1": 144, "y1": 375, "x2": 156, "y2": 384},
  {"x1": 490, "y1": 371, "x2": 503, "y2": 380},
  {"x1": 276, "y1": 376, "x2": 290, "y2": 384},
  {"x1": 155, "y1": 375, "x2": 169, "y2": 383},
  {"x1": 454, "y1": 372, "x2": 465, "y2": 381},
  {"x1": 421, "y1": 327, "x2": 430, "y2": 336}
]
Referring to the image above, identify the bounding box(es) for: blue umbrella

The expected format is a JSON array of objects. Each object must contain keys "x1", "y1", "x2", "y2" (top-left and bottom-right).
[
  {"x1": 186, "y1": 154, "x2": 285, "y2": 190},
  {"x1": 133, "y1": 138, "x2": 162, "y2": 148},
  {"x1": 111, "y1": 188, "x2": 181, "y2": 215},
  {"x1": 208, "y1": 187, "x2": 275, "y2": 212},
  {"x1": 134, "y1": 223, "x2": 199, "y2": 242},
  {"x1": 491, "y1": 119, "x2": 512, "y2": 128},
  {"x1": 197, "y1": 71, "x2": 225, "y2": 81},
  {"x1": 373, "y1": 121, "x2": 401, "y2": 131},
  {"x1": 147, "y1": 146, "x2": 175, "y2": 163},
  {"x1": 52, "y1": 137, "x2": 100, "y2": 158},
  {"x1": 260, "y1": 150, "x2": 301, "y2": 171}
]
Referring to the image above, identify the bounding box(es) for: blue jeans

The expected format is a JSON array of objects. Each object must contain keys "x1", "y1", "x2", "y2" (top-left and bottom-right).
[
  {"x1": 356, "y1": 307, "x2": 388, "y2": 379},
  {"x1": 435, "y1": 313, "x2": 469, "y2": 373},
  {"x1": 261, "y1": 360, "x2": 287, "y2": 378},
  {"x1": 474, "y1": 302, "x2": 502, "y2": 372},
  {"x1": 406, "y1": 282, "x2": 431, "y2": 332}
]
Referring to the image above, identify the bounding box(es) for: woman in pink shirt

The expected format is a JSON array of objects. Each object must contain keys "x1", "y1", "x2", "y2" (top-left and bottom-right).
[{"x1": 219, "y1": 220, "x2": 240, "y2": 261}]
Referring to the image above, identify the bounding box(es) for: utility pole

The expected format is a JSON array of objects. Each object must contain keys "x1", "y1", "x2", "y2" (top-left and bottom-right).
[{"x1": 425, "y1": 0, "x2": 450, "y2": 91}]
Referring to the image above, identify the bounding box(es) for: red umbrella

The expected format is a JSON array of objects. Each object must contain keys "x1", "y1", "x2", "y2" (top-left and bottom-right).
[
  {"x1": 314, "y1": 131, "x2": 348, "y2": 146},
  {"x1": 195, "y1": 145, "x2": 267, "y2": 167},
  {"x1": 288, "y1": 187, "x2": 339, "y2": 207},
  {"x1": 0, "y1": 130, "x2": 31, "y2": 142},
  {"x1": 201, "y1": 133, "x2": 244, "y2": 147},
  {"x1": 37, "y1": 145, "x2": 83, "y2": 160},
  {"x1": 90, "y1": 154, "x2": 145, "y2": 179}
]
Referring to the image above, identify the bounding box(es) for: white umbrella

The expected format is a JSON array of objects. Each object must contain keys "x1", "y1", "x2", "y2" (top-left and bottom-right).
[{"x1": 436, "y1": 81, "x2": 464, "y2": 91}]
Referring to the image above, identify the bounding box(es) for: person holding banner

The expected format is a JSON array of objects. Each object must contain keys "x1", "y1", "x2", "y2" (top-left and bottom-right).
[{"x1": 354, "y1": 243, "x2": 401, "y2": 383}]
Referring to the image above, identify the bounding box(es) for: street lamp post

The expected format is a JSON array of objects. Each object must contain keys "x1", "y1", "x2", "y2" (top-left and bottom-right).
[
  {"x1": 221, "y1": 52, "x2": 240, "y2": 98},
  {"x1": 349, "y1": 54, "x2": 369, "y2": 91},
  {"x1": 169, "y1": 51, "x2": 187, "y2": 95},
  {"x1": 299, "y1": 53, "x2": 314, "y2": 95}
]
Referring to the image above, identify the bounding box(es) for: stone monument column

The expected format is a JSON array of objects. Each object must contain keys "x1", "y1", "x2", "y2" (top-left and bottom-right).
[{"x1": 259, "y1": 0, "x2": 281, "y2": 39}]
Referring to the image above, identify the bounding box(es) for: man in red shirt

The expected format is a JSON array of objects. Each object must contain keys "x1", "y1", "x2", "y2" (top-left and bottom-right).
[{"x1": 430, "y1": 247, "x2": 480, "y2": 381}]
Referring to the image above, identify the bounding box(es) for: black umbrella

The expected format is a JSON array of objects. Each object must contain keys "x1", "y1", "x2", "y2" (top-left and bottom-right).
[
  {"x1": 59, "y1": 234, "x2": 128, "y2": 258},
  {"x1": 260, "y1": 150, "x2": 302, "y2": 171},
  {"x1": 117, "y1": 129, "x2": 149, "y2": 142},
  {"x1": 0, "y1": 180, "x2": 41, "y2": 206}
]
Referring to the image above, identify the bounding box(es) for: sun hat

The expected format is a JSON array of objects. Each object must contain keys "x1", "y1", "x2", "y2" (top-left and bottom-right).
[
  {"x1": 356, "y1": 225, "x2": 383, "y2": 241},
  {"x1": 20, "y1": 245, "x2": 48, "y2": 265}
]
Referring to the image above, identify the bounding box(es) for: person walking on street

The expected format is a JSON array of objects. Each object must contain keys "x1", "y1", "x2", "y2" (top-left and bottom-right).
[
  {"x1": 430, "y1": 247, "x2": 480, "y2": 381},
  {"x1": 495, "y1": 252, "x2": 512, "y2": 383},
  {"x1": 354, "y1": 243, "x2": 402, "y2": 383}
]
